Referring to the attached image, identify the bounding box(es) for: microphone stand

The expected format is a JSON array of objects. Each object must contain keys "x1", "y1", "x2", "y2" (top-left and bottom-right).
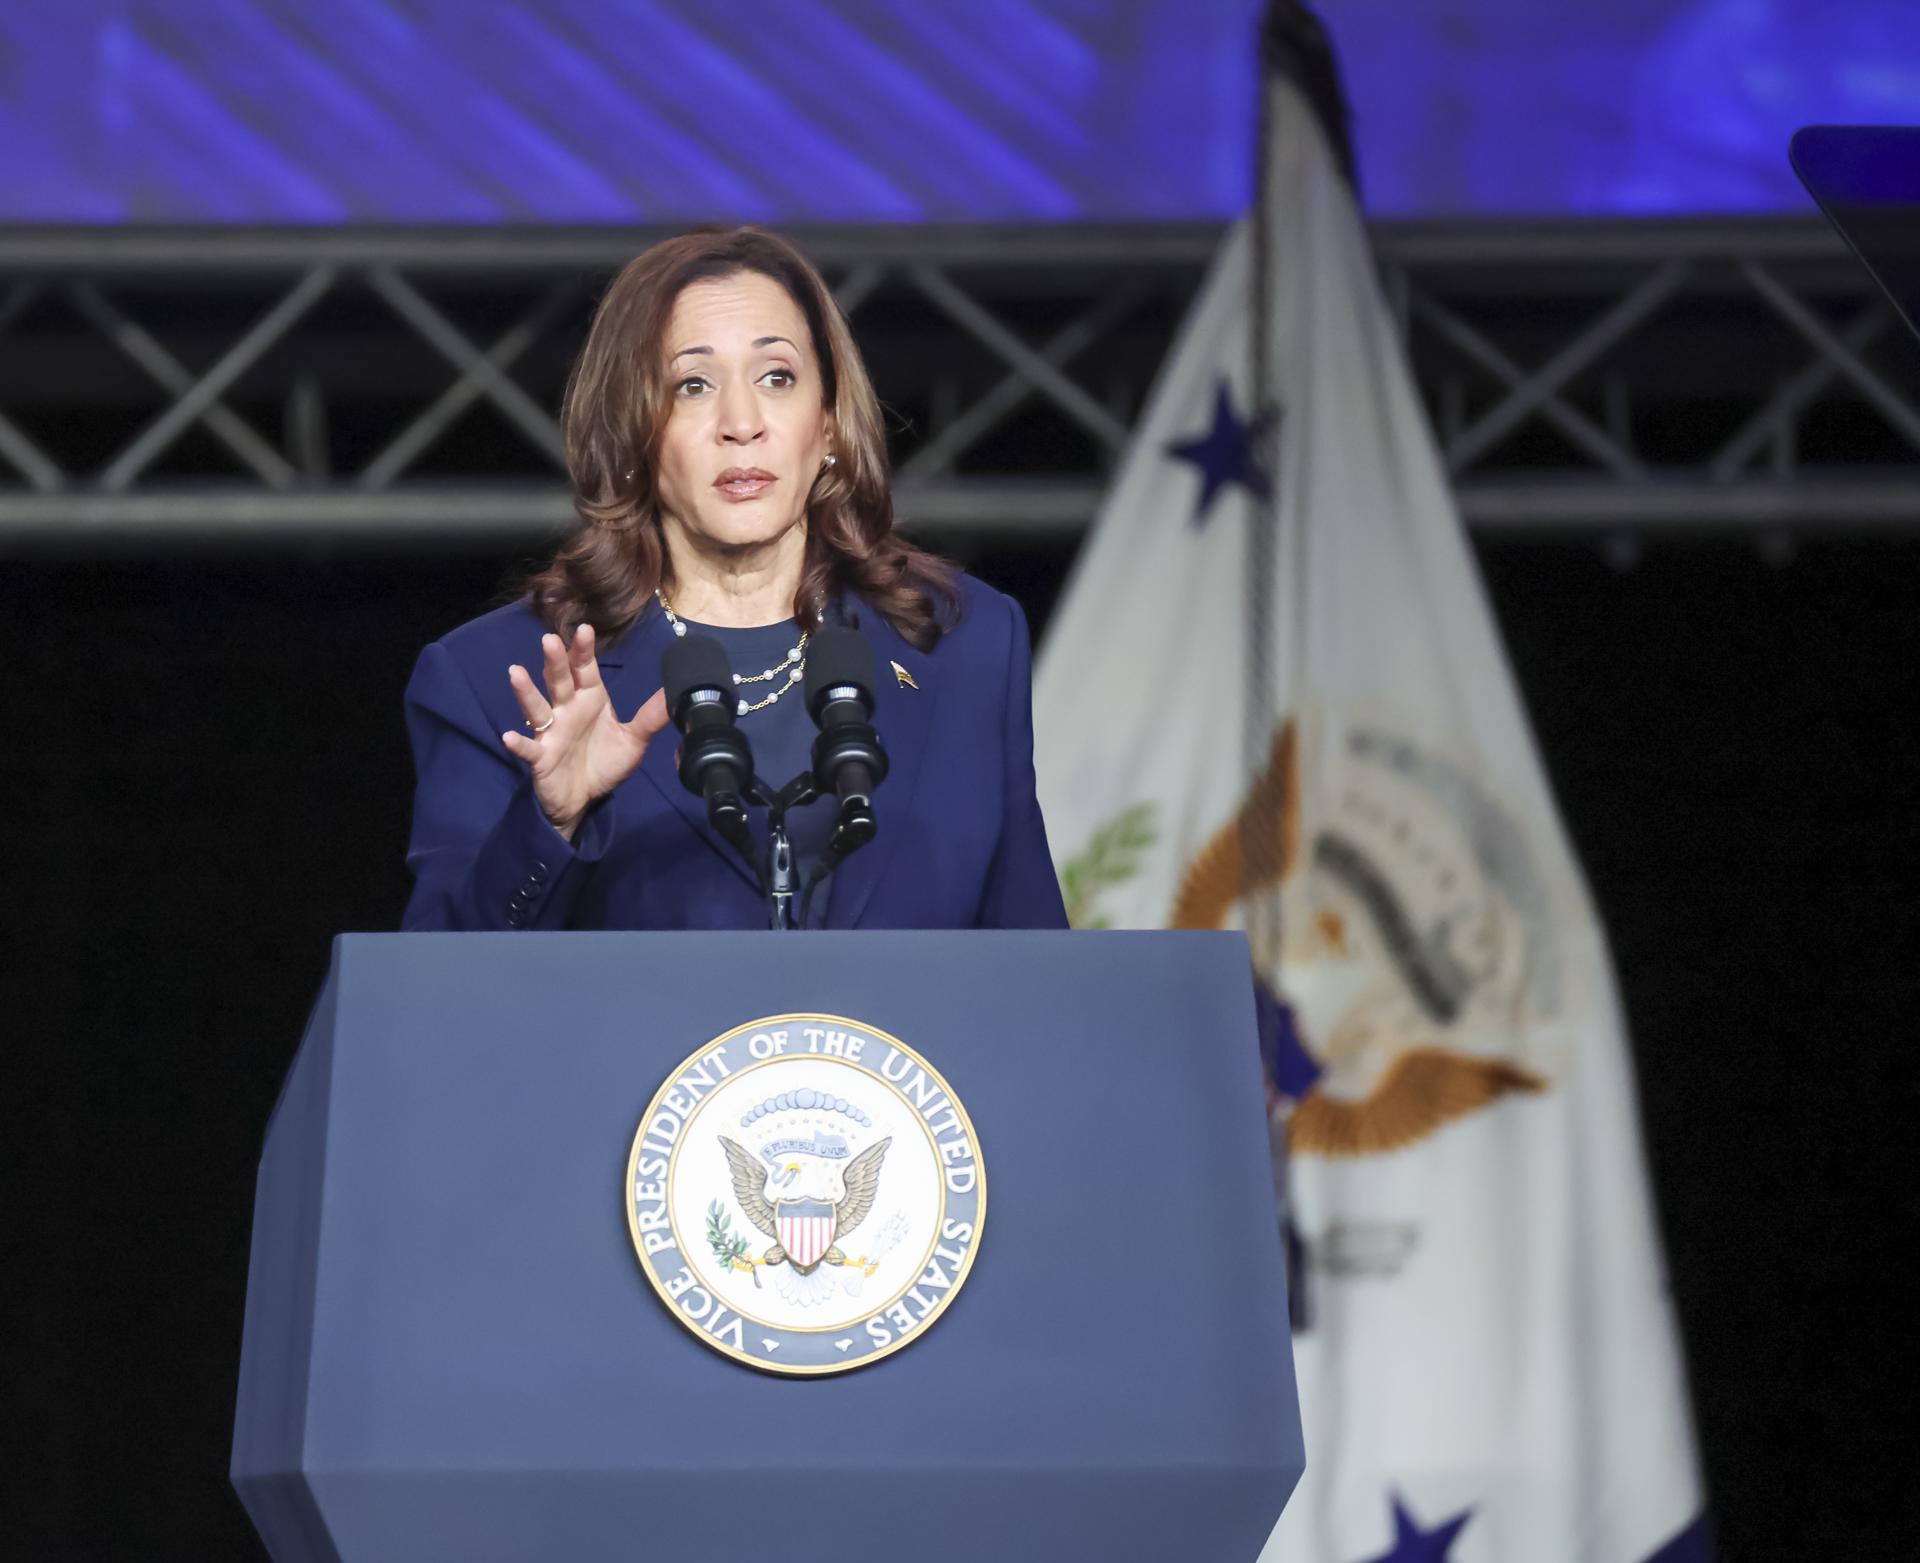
[
  {"x1": 747, "y1": 771, "x2": 818, "y2": 932},
  {"x1": 737, "y1": 770, "x2": 875, "y2": 931}
]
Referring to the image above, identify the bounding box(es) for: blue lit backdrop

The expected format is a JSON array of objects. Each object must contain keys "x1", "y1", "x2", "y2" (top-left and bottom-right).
[
  {"x1": 0, "y1": 0, "x2": 1910, "y2": 223},
  {"x1": 1336, "y1": 0, "x2": 1919, "y2": 216}
]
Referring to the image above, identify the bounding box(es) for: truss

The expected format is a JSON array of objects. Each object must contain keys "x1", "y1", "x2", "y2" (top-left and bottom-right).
[{"x1": 1, "y1": 219, "x2": 1915, "y2": 543}]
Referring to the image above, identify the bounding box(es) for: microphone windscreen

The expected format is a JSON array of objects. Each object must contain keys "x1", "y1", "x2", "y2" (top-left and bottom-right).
[
  {"x1": 662, "y1": 633, "x2": 735, "y2": 724},
  {"x1": 804, "y1": 628, "x2": 876, "y2": 720}
]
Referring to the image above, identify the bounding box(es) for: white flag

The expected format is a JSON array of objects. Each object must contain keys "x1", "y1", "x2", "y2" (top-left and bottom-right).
[{"x1": 1034, "y1": 66, "x2": 1705, "y2": 1563}]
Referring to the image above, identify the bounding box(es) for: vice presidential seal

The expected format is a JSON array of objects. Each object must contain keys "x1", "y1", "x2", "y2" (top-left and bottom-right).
[{"x1": 625, "y1": 1014, "x2": 984, "y2": 1375}]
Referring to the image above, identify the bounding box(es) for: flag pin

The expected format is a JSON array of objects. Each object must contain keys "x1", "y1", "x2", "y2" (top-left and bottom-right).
[{"x1": 890, "y1": 659, "x2": 918, "y2": 690}]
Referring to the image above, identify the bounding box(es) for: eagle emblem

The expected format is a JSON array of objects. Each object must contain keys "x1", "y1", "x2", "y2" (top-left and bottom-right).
[
  {"x1": 1168, "y1": 715, "x2": 1555, "y2": 1157},
  {"x1": 717, "y1": 1125, "x2": 892, "y2": 1278}
]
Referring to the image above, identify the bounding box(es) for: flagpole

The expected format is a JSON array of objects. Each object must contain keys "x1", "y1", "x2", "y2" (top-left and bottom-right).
[{"x1": 1243, "y1": 3, "x2": 1284, "y2": 970}]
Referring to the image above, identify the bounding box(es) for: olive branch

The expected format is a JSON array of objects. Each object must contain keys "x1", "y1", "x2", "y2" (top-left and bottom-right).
[
  {"x1": 1058, "y1": 802, "x2": 1157, "y2": 929},
  {"x1": 706, "y1": 1200, "x2": 750, "y2": 1269}
]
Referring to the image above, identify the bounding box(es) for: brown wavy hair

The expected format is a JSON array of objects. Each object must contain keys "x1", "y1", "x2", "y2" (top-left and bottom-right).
[{"x1": 527, "y1": 227, "x2": 959, "y2": 650}]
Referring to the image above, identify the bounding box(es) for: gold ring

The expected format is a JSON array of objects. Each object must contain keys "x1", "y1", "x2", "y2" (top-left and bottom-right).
[{"x1": 529, "y1": 713, "x2": 556, "y2": 734}]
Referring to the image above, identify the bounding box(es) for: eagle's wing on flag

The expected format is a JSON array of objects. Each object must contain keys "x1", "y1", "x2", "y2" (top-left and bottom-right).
[
  {"x1": 1169, "y1": 721, "x2": 1302, "y2": 932},
  {"x1": 1289, "y1": 1050, "x2": 1549, "y2": 1157}
]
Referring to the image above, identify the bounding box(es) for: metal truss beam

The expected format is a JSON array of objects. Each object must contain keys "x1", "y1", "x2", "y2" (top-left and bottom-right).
[
  {"x1": 1739, "y1": 262, "x2": 1920, "y2": 455},
  {"x1": 99, "y1": 266, "x2": 335, "y2": 490},
  {"x1": 69, "y1": 280, "x2": 297, "y2": 487},
  {"x1": 1, "y1": 219, "x2": 1916, "y2": 544},
  {"x1": 905, "y1": 264, "x2": 1132, "y2": 456},
  {"x1": 358, "y1": 278, "x2": 580, "y2": 488},
  {"x1": 0, "y1": 283, "x2": 62, "y2": 491},
  {"x1": 1432, "y1": 261, "x2": 1694, "y2": 477},
  {"x1": 1709, "y1": 302, "x2": 1896, "y2": 479},
  {"x1": 5, "y1": 477, "x2": 1915, "y2": 547},
  {"x1": 1414, "y1": 288, "x2": 1649, "y2": 479},
  {"x1": 0, "y1": 479, "x2": 1103, "y2": 543},
  {"x1": 899, "y1": 283, "x2": 1148, "y2": 480},
  {"x1": 0, "y1": 224, "x2": 1224, "y2": 272},
  {"x1": 362, "y1": 266, "x2": 568, "y2": 467}
]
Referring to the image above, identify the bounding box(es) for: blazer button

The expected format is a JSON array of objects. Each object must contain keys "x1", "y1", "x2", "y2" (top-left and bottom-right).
[{"x1": 506, "y1": 910, "x2": 525, "y2": 928}]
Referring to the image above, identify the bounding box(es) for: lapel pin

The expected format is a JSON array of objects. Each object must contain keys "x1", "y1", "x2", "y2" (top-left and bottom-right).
[{"x1": 890, "y1": 659, "x2": 919, "y2": 690}]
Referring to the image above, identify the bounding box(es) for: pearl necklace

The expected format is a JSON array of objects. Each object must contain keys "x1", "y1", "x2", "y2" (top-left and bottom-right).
[{"x1": 656, "y1": 590, "x2": 808, "y2": 717}]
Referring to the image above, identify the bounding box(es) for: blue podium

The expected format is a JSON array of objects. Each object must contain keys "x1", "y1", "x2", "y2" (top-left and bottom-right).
[{"x1": 232, "y1": 931, "x2": 1303, "y2": 1561}]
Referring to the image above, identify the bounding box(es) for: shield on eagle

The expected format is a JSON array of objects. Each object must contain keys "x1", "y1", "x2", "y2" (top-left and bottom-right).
[{"x1": 777, "y1": 1199, "x2": 836, "y2": 1269}]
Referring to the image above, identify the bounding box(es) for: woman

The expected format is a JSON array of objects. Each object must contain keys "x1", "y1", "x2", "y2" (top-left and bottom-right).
[{"x1": 401, "y1": 227, "x2": 1067, "y2": 933}]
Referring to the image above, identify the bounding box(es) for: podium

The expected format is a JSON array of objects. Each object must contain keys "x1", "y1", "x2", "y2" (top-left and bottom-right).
[{"x1": 232, "y1": 931, "x2": 1303, "y2": 1561}]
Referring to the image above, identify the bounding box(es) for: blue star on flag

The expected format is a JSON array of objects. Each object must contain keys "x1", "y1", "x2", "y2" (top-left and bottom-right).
[
  {"x1": 1355, "y1": 1495, "x2": 1474, "y2": 1563},
  {"x1": 1165, "y1": 378, "x2": 1276, "y2": 526}
]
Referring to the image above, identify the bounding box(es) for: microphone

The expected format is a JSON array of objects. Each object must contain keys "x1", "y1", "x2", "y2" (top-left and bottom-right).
[
  {"x1": 661, "y1": 634, "x2": 755, "y2": 853},
  {"x1": 805, "y1": 628, "x2": 889, "y2": 853}
]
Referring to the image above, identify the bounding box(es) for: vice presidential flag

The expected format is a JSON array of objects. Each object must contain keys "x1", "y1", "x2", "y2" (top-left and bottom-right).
[{"x1": 1032, "y1": 10, "x2": 1706, "y2": 1560}]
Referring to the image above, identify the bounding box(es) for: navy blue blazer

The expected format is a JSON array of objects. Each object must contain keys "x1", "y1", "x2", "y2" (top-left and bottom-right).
[{"x1": 401, "y1": 574, "x2": 1068, "y2": 932}]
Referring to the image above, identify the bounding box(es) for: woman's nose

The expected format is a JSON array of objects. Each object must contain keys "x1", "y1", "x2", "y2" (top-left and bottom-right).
[{"x1": 716, "y1": 378, "x2": 764, "y2": 443}]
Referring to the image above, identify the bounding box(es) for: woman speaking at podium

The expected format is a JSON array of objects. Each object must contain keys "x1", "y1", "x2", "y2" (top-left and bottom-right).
[{"x1": 400, "y1": 228, "x2": 1067, "y2": 934}]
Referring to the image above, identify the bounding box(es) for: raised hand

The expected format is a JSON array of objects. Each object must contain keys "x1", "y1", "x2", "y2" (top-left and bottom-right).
[{"x1": 501, "y1": 624, "x2": 669, "y2": 841}]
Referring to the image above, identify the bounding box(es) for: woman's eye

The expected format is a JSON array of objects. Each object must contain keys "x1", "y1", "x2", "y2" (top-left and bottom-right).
[
  {"x1": 675, "y1": 376, "x2": 710, "y2": 397},
  {"x1": 760, "y1": 368, "x2": 796, "y2": 389}
]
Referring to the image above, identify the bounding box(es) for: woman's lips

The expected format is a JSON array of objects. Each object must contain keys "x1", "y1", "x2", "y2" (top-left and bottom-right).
[{"x1": 714, "y1": 468, "x2": 776, "y2": 500}]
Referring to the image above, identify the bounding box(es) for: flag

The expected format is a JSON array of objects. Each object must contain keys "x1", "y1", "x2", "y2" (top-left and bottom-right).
[{"x1": 1032, "y1": 11, "x2": 1706, "y2": 1560}]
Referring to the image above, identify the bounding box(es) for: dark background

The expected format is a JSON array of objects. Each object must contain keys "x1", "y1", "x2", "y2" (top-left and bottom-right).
[{"x1": 10, "y1": 527, "x2": 1918, "y2": 1559}]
